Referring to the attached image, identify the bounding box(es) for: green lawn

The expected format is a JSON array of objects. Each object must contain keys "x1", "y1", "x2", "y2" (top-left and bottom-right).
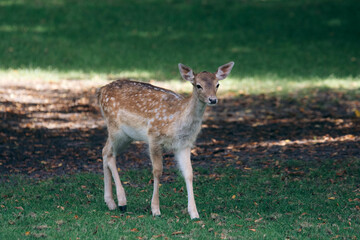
[
  {"x1": 0, "y1": 0, "x2": 359, "y2": 93},
  {"x1": 1, "y1": 0, "x2": 360, "y2": 239},
  {"x1": 1, "y1": 158, "x2": 359, "y2": 239}
]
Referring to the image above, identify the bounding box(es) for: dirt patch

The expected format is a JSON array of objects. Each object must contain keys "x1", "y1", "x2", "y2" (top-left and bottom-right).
[{"x1": 1, "y1": 79, "x2": 360, "y2": 179}]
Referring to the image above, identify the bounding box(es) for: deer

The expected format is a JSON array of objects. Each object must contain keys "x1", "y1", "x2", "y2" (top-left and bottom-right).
[{"x1": 97, "y1": 62, "x2": 234, "y2": 219}]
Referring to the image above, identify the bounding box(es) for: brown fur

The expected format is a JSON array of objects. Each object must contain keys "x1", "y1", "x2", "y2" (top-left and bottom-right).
[{"x1": 98, "y1": 62, "x2": 234, "y2": 219}]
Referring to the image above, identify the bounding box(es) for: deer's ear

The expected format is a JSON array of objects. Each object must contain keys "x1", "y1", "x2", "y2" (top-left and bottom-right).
[
  {"x1": 178, "y1": 63, "x2": 195, "y2": 83},
  {"x1": 216, "y1": 61, "x2": 234, "y2": 80}
]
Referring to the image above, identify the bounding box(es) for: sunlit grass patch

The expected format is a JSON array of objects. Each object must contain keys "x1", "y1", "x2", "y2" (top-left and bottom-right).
[
  {"x1": 219, "y1": 75, "x2": 360, "y2": 96},
  {"x1": 1, "y1": 68, "x2": 359, "y2": 97},
  {"x1": 0, "y1": 68, "x2": 155, "y2": 86}
]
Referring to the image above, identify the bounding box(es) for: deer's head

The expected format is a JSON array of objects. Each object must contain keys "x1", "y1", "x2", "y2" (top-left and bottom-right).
[{"x1": 178, "y1": 62, "x2": 234, "y2": 105}]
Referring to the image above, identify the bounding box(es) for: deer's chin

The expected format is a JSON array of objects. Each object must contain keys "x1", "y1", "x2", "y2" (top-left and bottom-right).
[
  {"x1": 206, "y1": 101, "x2": 217, "y2": 106},
  {"x1": 199, "y1": 99, "x2": 216, "y2": 106}
]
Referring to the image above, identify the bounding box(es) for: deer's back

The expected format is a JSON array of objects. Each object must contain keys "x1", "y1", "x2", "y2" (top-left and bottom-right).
[{"x1": 98, "y1": 79, "x2": 187, "y2": 143}]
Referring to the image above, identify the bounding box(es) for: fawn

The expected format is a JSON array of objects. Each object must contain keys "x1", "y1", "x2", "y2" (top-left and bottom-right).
[{"x1": 97, "y1": 62, "x2": 234, "y2": 219}]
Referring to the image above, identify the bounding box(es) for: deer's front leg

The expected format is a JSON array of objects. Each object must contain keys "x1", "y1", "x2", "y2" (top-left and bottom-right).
[
  {"x1": 175, "y1": 147, "x2": 199, "y2": 219},
  {"x1": 149, "y1": 143, "x2": 163, "y2": 216}
]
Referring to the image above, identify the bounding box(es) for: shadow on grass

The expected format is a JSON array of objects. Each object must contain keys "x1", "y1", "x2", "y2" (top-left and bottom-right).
[
  {"x1": 0, "y1": 0, "x2": 359, "y2": 79},
  {"x1": 1, "y1": 82, "x2": 360, "y2": 179}
]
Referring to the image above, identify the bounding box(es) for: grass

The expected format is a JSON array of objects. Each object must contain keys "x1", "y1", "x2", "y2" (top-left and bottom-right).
[
  {"x1": 1, "y1": 0, "x2": 360, "y2": 239},
  {"x1": 1, "y1": 158, "x2": 359, "y2": 239},
  {"x1": 0, "y1": 0, "x2": 359, "y2": 94}
]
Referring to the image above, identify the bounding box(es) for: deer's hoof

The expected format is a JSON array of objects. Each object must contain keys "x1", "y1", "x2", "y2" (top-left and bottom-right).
[
  {"x1": 152, "y1": 210, "x2": 161, "y2": 217},
  {"x1": 105, "y1": 199, "x2": 117, "y2": 210},
  {"x1": 119, "y1": 205, "x2": 127, "y2": 212}
]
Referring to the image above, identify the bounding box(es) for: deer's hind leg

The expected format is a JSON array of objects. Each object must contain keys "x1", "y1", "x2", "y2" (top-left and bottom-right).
[
  {"x1": 103, "y1": 130, "x2": 131, "y2": 211},
  {"x1": 149, "y1": 140, "x2": 164, "y2": 216}
]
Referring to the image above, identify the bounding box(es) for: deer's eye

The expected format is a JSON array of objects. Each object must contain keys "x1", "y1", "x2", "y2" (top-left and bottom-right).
[
  {"x1": 216, "y1": 83, "x2": 220, "y2": 88},
  {"x1": 196, "y1": 84, "x2": 203, "y2": 90}
]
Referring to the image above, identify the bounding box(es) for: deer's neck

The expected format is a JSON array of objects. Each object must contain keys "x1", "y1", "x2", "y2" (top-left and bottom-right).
[
  {"x1": 163, "y1": 87, "x2": 207, "y2": 150},
  {"x1": 180, "y1": 87, "x2": 207, "y2": 128},
  {"x1": 189, "y1": 90, "x2": 207, "y2": 119}
]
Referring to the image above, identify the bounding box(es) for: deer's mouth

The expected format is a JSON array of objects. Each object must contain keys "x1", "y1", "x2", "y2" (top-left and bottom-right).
[{"x1": 207, "y1": 102, "x2": 218, "y2": 106}]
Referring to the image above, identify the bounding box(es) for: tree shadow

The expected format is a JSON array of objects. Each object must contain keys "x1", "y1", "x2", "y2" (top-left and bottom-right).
[{"x1": 1, "y1": 82, "x2": 360, "y2": 179}]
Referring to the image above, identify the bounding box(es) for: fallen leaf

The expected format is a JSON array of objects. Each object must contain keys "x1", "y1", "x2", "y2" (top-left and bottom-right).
[
  {"x1": 152, "y1": 234, "x2": 164, "y2": 238},
  {"x1": 354, "y1": 109, "x2": 360, "y2": 118},
  {"x1": 249, "y1": 229, "x2": 256, "y2": 232},
  {"x1": 32, "y1": 233, "x2": 47, "y2": 238},
  {"x1": 131, "y1": 228, "x2": 139, "y2": 232},
  {"x1": 15, "y1": 206, "x2": 24, "y2": 211},
  {"x1": 108, "y1": 219, "x2": 116, "y2": 225},
  {"x1": 232, "y1": 195, "x2": 236, "y2": 199},
  {"x1": 328, "y1": 197, "x2": 336, "y2": 200},
  {"x1": 336, "y1": 170, "x2": 346, "y2": 176},
  {"x1": 56, "y1": 220, "x2": 64, "y2": 225},
  {"x1": 35, "y1": 224, "x2": 49, "y2": 230},
  {"x1": 28, "y1": 212, "x2": 37, "y2": 218},
  {"x1": 254, "y1": 217, "x2": 263, "y2": 223},
  {"x1": 172, "y1": 231, "x2": 184, "y2": 235},
  {"x1": 93, "y1": 226, "x2": 98, "y2": 235},
  {"x1": 25, "y1": 231, "x2": 30, "y2": 236}
]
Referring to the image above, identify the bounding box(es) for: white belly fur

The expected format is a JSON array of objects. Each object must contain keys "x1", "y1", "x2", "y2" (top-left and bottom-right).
[{"x1": 121, "y1": 125, "x2": 148, "y2": 142}]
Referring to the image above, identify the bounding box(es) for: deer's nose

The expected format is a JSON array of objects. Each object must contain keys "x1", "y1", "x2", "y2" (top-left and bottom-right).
[{"x1": 209, "y1": 97, "x2": 218, "y2": 105}]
